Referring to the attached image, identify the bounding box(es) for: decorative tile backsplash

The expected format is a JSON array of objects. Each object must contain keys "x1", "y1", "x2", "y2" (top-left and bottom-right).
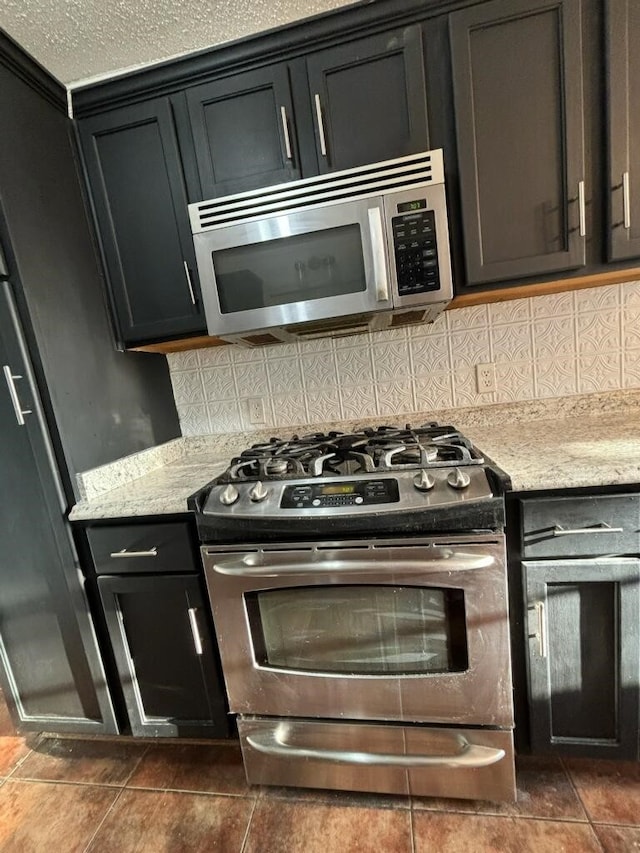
[{"x1": 168, "y1": 280, "x2": 640, "y2": 435}]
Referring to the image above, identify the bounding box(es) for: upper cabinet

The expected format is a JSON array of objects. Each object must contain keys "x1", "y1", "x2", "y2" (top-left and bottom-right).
[
  {"x1": 450, "y1": 0, "x2": 586, "y2": 286},
  {"x1": 78, "y1": 98, "x2": 206, "y2": 345},
  {"x1": 305, "y1": 26, "x2": 429, "y2": 173},
  {"x1": 184, "y1": 64, "x2": 301, "y2": 198},
  {"x1": 607, "y1": 0, "x2": 640, "y2": 261}
]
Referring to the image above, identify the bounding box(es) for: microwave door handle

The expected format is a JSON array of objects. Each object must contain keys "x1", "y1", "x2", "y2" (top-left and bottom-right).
[{"x1": 367, "y1": 207, "x2": 390, "y2": 303}]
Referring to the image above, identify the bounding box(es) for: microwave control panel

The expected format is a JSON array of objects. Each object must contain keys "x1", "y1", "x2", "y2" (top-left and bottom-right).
[{"x1": 392, "y1": 207, "x2": 440, "y2": 296}]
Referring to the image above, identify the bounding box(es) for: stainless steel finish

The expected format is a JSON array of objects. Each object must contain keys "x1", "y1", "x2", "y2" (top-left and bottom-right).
[
  {"x1": 249, "y1": 481, "x2": 269, "y2": 502},
  {"x1": 368, "y1": 207, "x2": 390, "y2": 302},
  {"x1": 280, "y1": 106, "x2": 293, "y2": 160},
  {"x1": 447, "y1": 467, "x2": 471, "y2": 490},
  {"x1": 314, "y1": 94, "x2": 328, "y2": 157},
  {"x1": 529, "y1": 601, "x2": 547, "y2": 658},
  {"x1": 3, "y1": 365, "x2": 32, "y2": 425},
  {"x1": 220, "y1": 484, "x2": 240, "y2": 505},
  {"x1": 552, "y1": 522, "x2": 624, "y2": 536},
  {"x1": 247, "y1": 725, "x2": 505, "y2": 768},
  {"x1": 188, "y1": 607, "x2": 203, "y2": 656},
  {"x1": 210, "y1": 549, "x2": 495, "y2": 577},
  {"x1": 623, "y1": 171, "x2": 631, "y2": 229},
  {"x1": 578, "y1": 180, "x2": 587, "y2": 238},
  {"x1": 413, "y1": 470, "x2": 435, "y2": 491},
  {"x1": 183, "y1": 261, "x2": 197, "y2": 305},
  {"x1": 109, "y1": 547, "x2": 158, "y2": 558},
  {"x1": 203, "y1": 534, "x2": 513, "y2": 727},
  {"x1": 239, "y1": 717, "x2": 517, "y2": 801},
  {"x1": 202, "y1": 469, "x2": 493, "y2": 520}
]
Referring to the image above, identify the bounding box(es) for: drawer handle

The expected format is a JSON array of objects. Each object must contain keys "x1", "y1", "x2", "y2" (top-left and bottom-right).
[
  {"x1": 552, "y1": 523, "x2": 623, "y2": 536},
  {"x1": 188, "y1": 607, "x2": 203, "y2": 656},
  {"x1": 247, "y1": 727, "x2": 505, "y2": 769},
  {"x1": 109, "y1": 547, "x2": 158, "y2": 558},
  {"x1": 528, "y1": 601, "x2": 547, "y2": 658}
]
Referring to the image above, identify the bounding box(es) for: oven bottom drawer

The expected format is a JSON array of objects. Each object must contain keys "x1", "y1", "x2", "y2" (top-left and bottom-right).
[{"x1": 238, "y1": 716, "x2": 516, "y2": 802}]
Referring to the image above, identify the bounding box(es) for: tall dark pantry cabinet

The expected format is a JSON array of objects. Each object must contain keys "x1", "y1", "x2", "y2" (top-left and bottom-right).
[{"x1": 0, "y1": 32, "x2": 181, "y2": 733}]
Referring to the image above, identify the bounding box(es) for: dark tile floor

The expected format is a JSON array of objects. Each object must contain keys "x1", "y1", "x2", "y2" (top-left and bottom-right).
[{"x1": 0, "y1": 696, "x2": 639, "y2": 851}]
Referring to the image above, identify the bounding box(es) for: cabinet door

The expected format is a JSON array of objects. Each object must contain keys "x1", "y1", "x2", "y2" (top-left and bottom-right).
[
  {"x1": 186, "y1": 65, "x2": 300, "y2": 198},
  {"x1": 607, "y1": 0, "x2": 640, "y2": 260},
  {"x1": 78, "y1": 99, "x2": 205, "y2": 345},
  {"x1": 524, "y1": 559, "x2": 640, "y2": 759},
  {"x1": 450, "y1": 0, "x2": 586, "y2": 285},
  {"x1": 98, "y1": 573, "x2": 229, "y2": 737},
  {"x1": 306, "y1": 26, "x2": 429, "y2": 174}
]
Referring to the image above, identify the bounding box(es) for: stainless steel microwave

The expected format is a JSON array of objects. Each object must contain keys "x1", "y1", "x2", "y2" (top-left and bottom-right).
[{"x1": 188, "y1": 150, "x2": 453, "y2": 346}]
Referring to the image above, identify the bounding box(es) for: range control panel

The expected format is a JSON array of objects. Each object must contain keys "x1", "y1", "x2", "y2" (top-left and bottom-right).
[
  {"x1": 280, "y1": 479, "x2": 400, "y2": 509},
  {"x1": 392, "y1": 204, "x2": 440, "y2": 296}
]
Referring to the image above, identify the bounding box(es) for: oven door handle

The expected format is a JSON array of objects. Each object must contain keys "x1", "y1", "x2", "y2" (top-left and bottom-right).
[
  {"x1": 210, "y1": 552, "x2": 495, "y2": 577},
  {"x1": 246, "y1": 728, "x2": 505, "y2": 769}
]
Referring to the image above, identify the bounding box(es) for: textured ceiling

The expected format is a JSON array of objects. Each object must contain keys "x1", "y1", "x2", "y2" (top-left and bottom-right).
[{"x1": 0, "y1": 0, "x2": 358, "y2": 87}]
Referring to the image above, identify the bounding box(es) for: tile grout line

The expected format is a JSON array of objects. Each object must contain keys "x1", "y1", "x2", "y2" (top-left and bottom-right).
[
  {"x1": 239, "y1": 793, "x2": 259, "y2": 853},
  {"x1": 3, "y1": 733, "x2": 44, "y2": 781},
  {"x1": 558, "y1": 759, "x2": 606, "y2": 852},
  {"x1": 408, "y1": 805, "x2": 416, "y2": 853},
  {"x1": 81, "y1": 785, "x2": 127, "y2": 853}
]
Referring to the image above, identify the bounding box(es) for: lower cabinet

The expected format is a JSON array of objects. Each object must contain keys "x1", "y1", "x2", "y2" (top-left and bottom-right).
[
  {"x1": 524, "y1": 558, "x2": 640, "y2": 759},
  {"x1": 87, "y1": 520, "x2": 229, "y2": 738}
]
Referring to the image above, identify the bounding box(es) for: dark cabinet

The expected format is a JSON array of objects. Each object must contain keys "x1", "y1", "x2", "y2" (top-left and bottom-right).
[
  {"x1": 90, "y1": 521, "x2": 229, "y2": 738},
  {"x1": 184, "y1": 64, "x2": 301, "y2": 197},
  {"x1": 516, "y1": 493, "x2": 640, "y2": 759},
  {"x1": 450, "y1": 0, "x2": 586, "y2": 286},
  {"x1": 78, "y1": 98, "x2": 206, "y2": 345},
  {"x1": 607, "y1": 0, "x2": 640, "y2": 260},
  {"x1": 305, "y1": 26, "x2": 429, "y2": 173}
]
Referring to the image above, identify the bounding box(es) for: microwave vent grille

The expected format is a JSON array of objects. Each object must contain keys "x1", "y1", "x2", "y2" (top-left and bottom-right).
[{"x1": 190, "y1": 149, "x2": 444, "y2": 233}]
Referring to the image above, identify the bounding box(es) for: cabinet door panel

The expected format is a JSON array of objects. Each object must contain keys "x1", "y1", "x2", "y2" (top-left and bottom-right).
[
  {"x1": 78, "y1": 99, "x2": 205, "y2": 344},
  {"x1": 525, "y1": 559, "x2": 640, "y2": 759},
  {"x1": 98, "y1": 573, "x2": 228, "y2": 737},
  {"x1": 186, "y1": 65, "x2": 300, "y2": 197},
  {"x1": 450, "y1": 0, "x2": 585, "y2": 285},
  {"x1": 607, "y1": 0, "x2": 640, "y2": 259},
  {"x1": 306, "y1": 26, "x2": 428, "y2": 173}
]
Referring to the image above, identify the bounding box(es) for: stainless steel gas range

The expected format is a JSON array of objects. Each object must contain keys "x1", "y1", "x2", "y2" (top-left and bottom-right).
[{"x1": 189, "y1": 424, "x2": 516, "y2": 802}]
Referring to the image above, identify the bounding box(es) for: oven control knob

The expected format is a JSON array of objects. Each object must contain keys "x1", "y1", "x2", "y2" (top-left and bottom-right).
[
  {"x1": 249, "y1": 481, "x2": 269, "y2": 502},
  {"x1": 220, "y1": 484, "x2": 240, "y2": 505},
  {"x1": 413, "y1": 470, "x2": 435, "y2": 491},
  {"x1": 447, "y1": 468, "x2": 471, "y2": 490}
]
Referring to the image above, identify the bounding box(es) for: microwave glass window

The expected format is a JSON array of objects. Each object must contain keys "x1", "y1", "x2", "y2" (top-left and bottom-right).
[
  {"x1": 247, "y1": 585, "x2": 468, "y2": 675},
  {"x1": 213, "y1": 225, "x2": 366, "y2": 313}
]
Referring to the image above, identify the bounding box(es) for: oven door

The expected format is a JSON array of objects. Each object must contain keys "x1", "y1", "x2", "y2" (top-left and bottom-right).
[
  {"x1": 202, "y1": 536, "x2": 513, "y2": 727},
  {"x1": 193, "y1": 196, "x2": 392, "y2": 337}
]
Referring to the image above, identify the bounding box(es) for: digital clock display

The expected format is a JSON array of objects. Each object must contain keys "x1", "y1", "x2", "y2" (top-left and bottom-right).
[
  {"x1": 320, "y1": 484, "x2": 356, "y2": 495},
  {"x1": 397, "y1": 199, "x2": 427, "y2": 213}
]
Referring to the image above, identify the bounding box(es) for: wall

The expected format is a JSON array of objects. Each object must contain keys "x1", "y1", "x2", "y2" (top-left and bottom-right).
[{"x1": 168, "y1": 280, "x2": 640, "y2": 435}]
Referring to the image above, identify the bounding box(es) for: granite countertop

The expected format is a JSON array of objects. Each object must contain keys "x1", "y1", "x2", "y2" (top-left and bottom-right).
[{"x1": 69, "y1": 390, "x2": 640, "y2": 521}]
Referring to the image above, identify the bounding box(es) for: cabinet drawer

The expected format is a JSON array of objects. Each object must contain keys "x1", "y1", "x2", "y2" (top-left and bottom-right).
[
  {"x1": 87, "y1": 522, "x2": 196, "y2": 574},
  {"x1": 521, "y1": 495, "x2": 640, "y2": 558}
]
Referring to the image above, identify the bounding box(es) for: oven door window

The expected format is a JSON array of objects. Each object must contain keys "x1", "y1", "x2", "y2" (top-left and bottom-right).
[
  {"x1": 213, "y1": 224, "x2": 366, "y2": 314},
  {"x1": 246, "y1": 585, "x2": 468, "y2": 675}
]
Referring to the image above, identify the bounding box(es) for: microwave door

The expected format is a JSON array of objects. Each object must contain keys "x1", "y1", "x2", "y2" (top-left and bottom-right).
[{"x1": 193, "y1": 197, "x2": 392, "y2": 337}]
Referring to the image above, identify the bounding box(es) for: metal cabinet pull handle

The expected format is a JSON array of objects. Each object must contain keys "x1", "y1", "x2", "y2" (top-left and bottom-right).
[
  {"x1": 528, "y1": 601, "x2": 547, "y2": 658},
  {"x1": 368, "y1": 207, "x2": 390, "y2": 303},
  {"x1": 211, "y1": 553, "x2": 494, "y2": 577},
  {"x1": 280, "y1": 106, "x2": 293, "y2": 161},
  {"x1": 552, "y1": 522, "x2": 623, "y2": 536},
  {"x1": 578, "y1": 180, "x2": 586, "y2": 238},
  {"x1": 623, "y1": 171, "x2": 631, "y2": 230},
  {"x1": 109, "y1": 547, "x2": 158, "y2": 558},
  {"x1": 183, "y1": 261, "x2": 197, "y2": 305},
  {"x1": 188, "y1": 607, "x2": 203, "y2": 655},
  {"x1": 3, "y1": 364, "x2": 32, "y2": 425},
  {"x1": 314, "y1": 94, "x2": 328, "y2": 157},
  {"x1": 247, "y1": 727, "x2": 505, "y2": 768}
]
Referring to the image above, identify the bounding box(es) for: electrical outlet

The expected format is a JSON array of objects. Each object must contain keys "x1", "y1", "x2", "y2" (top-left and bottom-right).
[
  {"x1": 475, "y1": 362, "x2": 496, "y2": 394},
  {"x1": 247, "y1": 397, "x2": 266, "y2": 424}
]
